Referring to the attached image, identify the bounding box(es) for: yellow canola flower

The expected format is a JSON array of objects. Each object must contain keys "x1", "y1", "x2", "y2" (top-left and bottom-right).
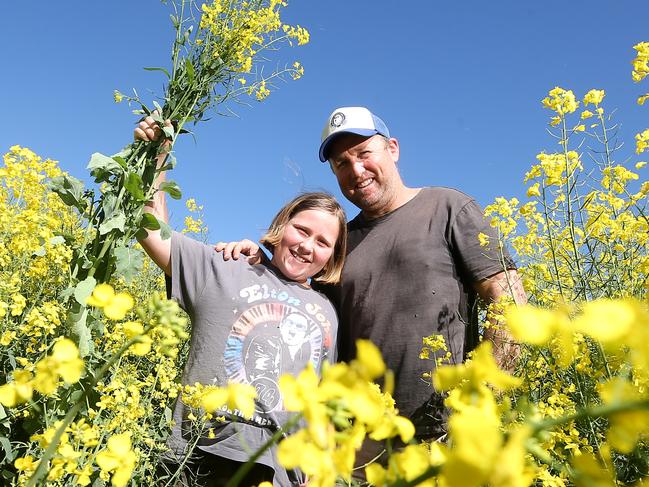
[
  {"x1": 526, "y1": 182, "x2": 541, "y2": 198},
  {"x1": 10, "y1": 293, "x2": 26, "y2": 316},
  {"x1": 0, "y1": 370, "x2": 34, "y2": 407},
  {"x1": 87, "y1": 283, "x2": 134, "y2": 320},
  {"x1": 33, "y1": 338, "x2": 84, "y2": 395},
  {"x1": 280, "y1": 364, "x2": 331, "y2": 448},
  {"x1": 505, "y1": 304, "x2": 568, "y2": 345},
  {"x1": 122, "y1": 321, "x2": 152, "y2": 356},
  {"x1": 573, "y1": 299, "x2": 645, "y2": 347},
  {"x1": 200, "y1": 383, "x2": 257, "y2": 419},
  {"x1": 277, "y1": 430, "x2": 337, "y2": 487},
  {"x1": 542, "y1": 87, "x2": 579, "y2": 115},
  {"x1": 632, "y1": 41, "x2": 649, "y2": 82},
  {"x1": 86, "y1": 283, "x2": 115, "y2": 308},
  {"x1": 638, "y1": 93, "x2": 649, "y2": 105},
  {"x1": 636, "y1": 128, "x2": 649, "y2": 154},
  {"x1": 51, "y1": 339, "x2": 84, "y2": 383},
  {"x1": 571, "y1": 452, "x2": 615, "y2": 486},
  {"x1": 354, "y1": 339, "x2": 386, "y2": 380},
  {"x1": 74, "y1": 464, "x2": 93, "y2": 486},
  {"x1": 366, "y1": 443, "x2": 436, "y2": 487},
  {"x1": 278, "y1": 341, "x2": 413, "y2": 485},
  {"x1": 95, "y1": 433, "x2": 137, "y2": 487},
  {"x1": 435, "y1": 341, "x2": 521, "y2": 394},
  {"x1": 583, "y1": 89, "x2": 605, "y2": 106},
  {"x1": 599, "y1": 377, "x2": 649, "y2": 453},
  {"x1": 442, "y1": 403, "x2": 502, "y2": 487},
  {"x1": 368, "y1": 408, "x2": 415, "y2": 444},
  {"x1": 14, "y1": 455, "x2": 39, "y2": 475},
  {"x1": 477, "y1": 232, "x2": 490, "y2": 247},
  {"x1": 489, "y1": 425, "x2": 535, "y2": 487}
]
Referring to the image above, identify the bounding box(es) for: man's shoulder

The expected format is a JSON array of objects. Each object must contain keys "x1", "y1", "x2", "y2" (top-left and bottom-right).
[
  {"x1": 421, "y1": 186, "x2": 476, "y2": 206},
  {"x1": 345, "y1": 187, "x2": 478, "y2": 231}
]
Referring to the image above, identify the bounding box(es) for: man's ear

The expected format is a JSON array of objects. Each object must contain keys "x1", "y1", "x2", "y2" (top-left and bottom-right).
[{"x1": 388, "y1": 137, "x2": 400, "y2": 163}]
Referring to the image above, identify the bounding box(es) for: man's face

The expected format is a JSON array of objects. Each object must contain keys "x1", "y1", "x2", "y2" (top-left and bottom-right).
[
  {"x1": 280, "y1": 313, "x2": 308, "y2": 346},
  {"x1": 327, "y1": 134, "x2": 401, "y2": 218}
]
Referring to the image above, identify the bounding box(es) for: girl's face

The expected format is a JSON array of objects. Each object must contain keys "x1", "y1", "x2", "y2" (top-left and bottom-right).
[{"x1": 271, "y1": 209, "x2": 339, "y2": 284}]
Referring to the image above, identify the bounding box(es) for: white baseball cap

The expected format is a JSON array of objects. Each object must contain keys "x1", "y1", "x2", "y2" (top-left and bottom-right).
[{"x1": 319, "y1": 107, "x2": 390, "y2": 162}]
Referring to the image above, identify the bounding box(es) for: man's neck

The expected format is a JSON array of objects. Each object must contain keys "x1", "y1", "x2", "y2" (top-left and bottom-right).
[{"x1": 362, "y1": 186, "x2": 422, "y2": 220}]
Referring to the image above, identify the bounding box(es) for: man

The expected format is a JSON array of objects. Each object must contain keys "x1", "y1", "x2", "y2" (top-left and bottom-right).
[{"x1": 316, "y1": 107, "x2": 526, "y2": 442}]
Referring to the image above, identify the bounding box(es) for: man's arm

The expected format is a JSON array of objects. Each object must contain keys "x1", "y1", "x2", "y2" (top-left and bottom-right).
[
  {"x1": 135, "y1": 114, "x2": 173, "y2": 276},
  {"x1": 473, "y1": 269, "x2": 527, "y2": 371}
]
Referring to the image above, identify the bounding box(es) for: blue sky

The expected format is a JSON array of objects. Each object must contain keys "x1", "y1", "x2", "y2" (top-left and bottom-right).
[{"x1": 2, "y1": 1, "x2": 648, "y2": 243}]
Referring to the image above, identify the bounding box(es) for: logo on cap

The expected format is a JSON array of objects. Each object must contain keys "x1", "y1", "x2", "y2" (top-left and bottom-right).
[{"x1": 330, "y1": 112, "x2": 345, "y2": 128}]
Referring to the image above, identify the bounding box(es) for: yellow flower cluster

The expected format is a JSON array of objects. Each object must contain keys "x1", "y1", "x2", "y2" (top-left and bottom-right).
[
  {"x1": 367, "y1": 342, "x2": 532, "y2": 487},
  {"x1": 182, "y1": 197, "x2": 209, "y2": 238},
  {"x1": 181, "y1": 381, "x2": 257, "y2": 421},
  {"x1": 542, "y1": 87, "x2": 579, "y2": 115},
  {"x1": 636, "y1": 128, "x2": 649, "y2": 154},
  {"x1": 583, "y1": 88, "x2": 605, "y2": 106},
  {"x1": 86, "y1": 283, "x2": 135, "y2": 321},
  {"x1": 96, "y1": 433, "x2": 137, "y2": 487},
  {"x1": 632, "y1": 41, "x2": 649, "y2": 83},
  {"x1": 419, "y1": 334, "x2": 452, "y2": 371},
  {"x1": 479, "y1": 81, "x2": 648, "y2": 484},
  {"x1": 199, "y1": 0, "x2": 309, "y2": 75},
  {"x1": 277, "y1": 340, "x2": 414, "y2": 487},
  {"x1": 0, "y1": 338, "x2": 84, "y2": 407},
  {"x1": 484, "y1": 196, "x2": 520, "y2": 238}
]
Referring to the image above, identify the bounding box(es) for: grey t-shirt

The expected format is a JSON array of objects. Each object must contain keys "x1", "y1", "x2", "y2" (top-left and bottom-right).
[
  {"x1": 330, "y1": 187, "x2": 514, "y2": 438},
  {"x1": 166, "y1": 232, "x2": 338, "y2": 486}
]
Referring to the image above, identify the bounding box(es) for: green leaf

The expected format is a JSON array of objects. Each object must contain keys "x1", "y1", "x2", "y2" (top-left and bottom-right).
[
  {"x1": 32, "y1": 247, "x2": 46, "y2": 257},
  {"x1": 162, "y1": 125, "x2": 175, "y2": 139},
  {"x1": 152, "y1": 101, "x2": 164, "y2": 117},
  {"x1": 159, "y1": 220, "x2": 172, "y2": 240},
  {"x1": 158, "y1": 153, "x2": 177, "y2": 172},
  {"x1": 48, "y1": 175, "x2": 87, "y2": 212},
  {"x1": 114, "y1": 246, "x2": 144, "y2": 283},
  {"x1": 0, "y1": 436, "x2": 13, "y2": 462},
  {"x1": 112, "y1": 156, "x2": 128, "y2": 170},
  {"x1": 60, "y1": 286, "x2": 75, "y2": 300},
  {"x1": 185, "y1": 58, "x2": 195, "y2": 83},
  {"x1": 140, "y1": 212, "x2": 161, "y2": 230},
  {"x1": 124, "y1": 172, "x2": 145, "y2": 201},
  {"x1": 99, "y1": 211, "x2": 126, "y2": 235},
  {"x1": 74, "y1": 277, "x2": 96, "y2": 306},
  {"x1": 70, "y1": 306, "x2": 92, "y2": 358},
  {"x1": 159, "y1": 181, "x2": 182, "y2": 199},
  {"x1": 88, "y1": 152, "x2": 124, "y2": 183},
  {"x1": 144, "y1": 66, "x2": 171, "y2": 79},
  {"x1": 135, "y1": 228, "x2": 149, "y2": 241},
  {"x1": 101, "y1": 193, "x2": 119, "y2": 219},
  {"x1": 50, "y1": 235, "x2": 66, "y2": 245}
]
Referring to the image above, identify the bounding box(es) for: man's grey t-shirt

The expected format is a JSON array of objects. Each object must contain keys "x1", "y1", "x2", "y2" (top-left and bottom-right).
[
  {"x1": 166, "y1": 232, "x2": 338, "y2": 486},
  {"x1": 331, "y1": 187, "x2": 514, "y2": 438}
]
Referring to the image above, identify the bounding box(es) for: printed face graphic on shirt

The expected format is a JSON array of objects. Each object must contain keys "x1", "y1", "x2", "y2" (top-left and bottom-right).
[
  {"x1": 280, "y1": 312, "x2": 308, "y2": 347},
  {"x1": 223, "y1": 302, "x2": 324, "y2": 414}
]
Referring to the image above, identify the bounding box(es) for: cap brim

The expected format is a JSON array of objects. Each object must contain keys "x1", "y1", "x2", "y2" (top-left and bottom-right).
[{"x1": 318, "y1": 129, "x2": 379, "y2": 162}]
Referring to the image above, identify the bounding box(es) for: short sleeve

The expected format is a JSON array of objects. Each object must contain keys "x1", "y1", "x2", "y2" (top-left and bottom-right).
[
  {"x1": 449, "y1": 200, "x2": 516, "y2": 283},
  {"x1": 167, "y1": 231, "x2": 218, "y2": 316}
]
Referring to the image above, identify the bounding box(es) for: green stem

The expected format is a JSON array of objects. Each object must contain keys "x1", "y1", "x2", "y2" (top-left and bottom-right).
[
  {"x1": 224, "y1": 414, "x2": 303, "y2": 487},
  {"x1": 529, "y1": 398, "x2": 649, "y2": 437}
]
